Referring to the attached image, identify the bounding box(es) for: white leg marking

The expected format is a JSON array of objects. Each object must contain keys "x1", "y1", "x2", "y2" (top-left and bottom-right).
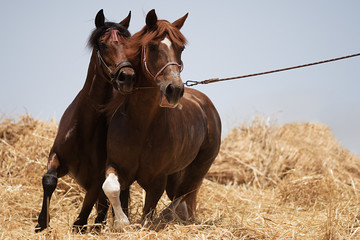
[
  {"x1": 102, "y1": 173, "x2": 130, "y2": 230},
  {"x1": 161, "y1": 37, "x2": 172, "y2": 49}
]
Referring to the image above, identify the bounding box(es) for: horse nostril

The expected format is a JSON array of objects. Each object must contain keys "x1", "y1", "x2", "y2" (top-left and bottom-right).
[
  {"x1": 118, "y1": 71, "x2": 126, "y2": 82},
  {"x1": 180, "y1": 87, "x2": 184, "y2": 97},
  {"x1": 166, "y1": 84, "x2": 184, "y2": 100},
  {"x1": 131, "y1": 72, "x2": 136, "y2": 81},
  {"x1": 166, "y1": 84, "x2": 174, "y2": 97}
]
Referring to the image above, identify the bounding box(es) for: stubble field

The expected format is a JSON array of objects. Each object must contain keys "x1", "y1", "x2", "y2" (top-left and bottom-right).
[{"x1": 1, "y1": 115, "x2": 360, "y2": 239}]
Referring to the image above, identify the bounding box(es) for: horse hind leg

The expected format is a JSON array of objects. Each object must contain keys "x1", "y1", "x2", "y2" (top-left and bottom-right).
[
  {"x1": 165, "y1": 172, "x2": 188, "y2": 221},
  {"x1": 166, "y1": 179, "x2": 199, "y2": 221},
  {"x1": 158, "y1": 196, "x2": 184, "y2": 222},
  {"x1": 172, "y1": 151, "x2": 218, "y2": 220},
  {"x1": 174, "y1": 200, "x2": 189, "y2": 221},
  {"x1": 35, "y1": 153, "x2": 60, "y2": 232}
]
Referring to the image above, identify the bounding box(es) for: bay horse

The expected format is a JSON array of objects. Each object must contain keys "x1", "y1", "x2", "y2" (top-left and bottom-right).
[
  {"x1": 35, "y1": 9, "x2": 135, "y2": 233},
  {"x1": 103, "y1": 9, "x2": 221, "y2": 229}
]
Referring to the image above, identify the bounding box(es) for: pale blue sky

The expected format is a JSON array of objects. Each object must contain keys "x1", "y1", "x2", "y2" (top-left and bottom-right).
[{"x1": 1, "y1": 1, "x2": 359, "y2": 154}]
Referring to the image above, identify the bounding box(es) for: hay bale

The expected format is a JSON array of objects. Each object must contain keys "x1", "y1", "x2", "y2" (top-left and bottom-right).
[
  {"x1": 207, "y1": 117, "x2": 360, "y2": 188},
  {"x1": 0, "y1": 115, "x2": 56, "y2": 181}
]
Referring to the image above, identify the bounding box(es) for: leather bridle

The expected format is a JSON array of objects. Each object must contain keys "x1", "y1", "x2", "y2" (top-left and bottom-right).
[
  {"x1": 142, "y1": 46, "x2": 183, "y2": 81},
  {"x1": 96, "y1": 49, "x2": 133, "y2": 84}
]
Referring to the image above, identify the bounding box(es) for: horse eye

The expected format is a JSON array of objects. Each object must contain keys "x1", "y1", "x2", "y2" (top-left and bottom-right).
[
  {"x1": 99, "y1": 42, "x2": 107, "y2": 50},
  {"x1": 149, "y1": 43, "x2": 157, "y2": 51}
]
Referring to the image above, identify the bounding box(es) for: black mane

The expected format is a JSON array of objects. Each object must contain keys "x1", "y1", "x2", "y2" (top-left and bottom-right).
[{"x1": 88, "y1": 21, "x2": 131, "y2": 48}]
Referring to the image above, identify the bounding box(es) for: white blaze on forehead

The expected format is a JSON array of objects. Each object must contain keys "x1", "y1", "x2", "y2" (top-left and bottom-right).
[{"x1": 161, "y1": 37, "x2": 172, "y2": 49}]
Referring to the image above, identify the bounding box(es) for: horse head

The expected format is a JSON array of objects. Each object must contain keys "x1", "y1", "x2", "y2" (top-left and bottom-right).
[
  {"x1": 141, "y1": 9, "x2": 188, "y2": 108},
  {"x1": 92, "y1": 9, "x2": 136, "y2": 94}
]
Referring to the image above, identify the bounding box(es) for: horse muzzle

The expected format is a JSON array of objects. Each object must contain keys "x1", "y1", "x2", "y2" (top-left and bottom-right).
[
  {"x1": 160, "y1": 81, "x2": 184, "y2": 108},
  {"x1": 112, "y1": 67, "x2": 136, "y2": 94}
]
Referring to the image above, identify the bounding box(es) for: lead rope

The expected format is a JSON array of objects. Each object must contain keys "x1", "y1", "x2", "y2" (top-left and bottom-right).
[{"x1": 185, "y1": 52, "x2": 360, "y2": 87}]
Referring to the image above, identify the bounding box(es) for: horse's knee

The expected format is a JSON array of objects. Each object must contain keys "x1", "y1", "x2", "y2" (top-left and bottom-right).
[
  {"x1": 42, "y1": 153, "x2": 60, "y2": 195},
  {"x1": 42, "y1": 172, "x2": 58, "y2": 195}
]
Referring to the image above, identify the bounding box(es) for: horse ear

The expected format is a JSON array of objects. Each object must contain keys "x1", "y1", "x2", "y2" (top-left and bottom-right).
[
  {"x1": 95, "y1": 9, "x2": 105, "y2": 28},
  {"x1": 146, "y1": 9, "x2": 158, "y2": 30},
  {"x1": 172, "y1": 13, "x2": 188, "y2": 30},
  {"x1": 120, "y1": 11, "x2": 131, "y2": 29}
]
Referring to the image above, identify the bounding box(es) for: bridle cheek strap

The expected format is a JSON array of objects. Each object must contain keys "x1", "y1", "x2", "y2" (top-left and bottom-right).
[{"x1": 143, "y1": 46, "x2": 183, "y2": 81}]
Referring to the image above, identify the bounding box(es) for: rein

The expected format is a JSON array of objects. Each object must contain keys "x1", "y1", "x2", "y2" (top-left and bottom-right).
[{"x1": 143, "y1": 46, "x2": 183, "y2": 81}]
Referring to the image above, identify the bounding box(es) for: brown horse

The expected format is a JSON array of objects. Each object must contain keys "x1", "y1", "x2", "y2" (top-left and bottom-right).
[
  {"x1": 103, "y1": 9, "x2": 221, "y2": 229},
  {"x1": 35, "y1": 9, "x2": 135, "y2": 233}
]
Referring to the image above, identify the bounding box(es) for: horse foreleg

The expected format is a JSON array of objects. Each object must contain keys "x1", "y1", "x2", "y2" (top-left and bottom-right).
[
  {"x1": 102, "y1": 167, "x2": 130, "y2": 230},
  {"x1": 73, "y1": 185, "x2": 102, "y2": 233},
  {"x1": 35, "y1": 153, "x2": 60, "y2": 232},
  {"x1": 94, "y1": 189, "x2": 109, "y2": 227},
  {"x1": 120, "y1": 187, "x2": 130, "y2": 217},
  {"x1": 142, "y1": 176, "x2": 167, "y2": 224}
]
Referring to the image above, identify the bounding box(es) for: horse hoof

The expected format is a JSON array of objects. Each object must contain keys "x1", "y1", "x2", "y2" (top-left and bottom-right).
[
  {"x1": 90, "y1": 224, "x2": 104, "y2": 234},
  {"x1": 34, "y1": 224, "x2": 45, "y2": 233},
  {"x1": 113, "y1": 218, "x2": 130, "y2": 231},
  {"x1": 73, "y1": 225, "x2": 87, "y2": 234},
  {"x1": 159, "y1": 209, "x2": 176, "y2": 222}
]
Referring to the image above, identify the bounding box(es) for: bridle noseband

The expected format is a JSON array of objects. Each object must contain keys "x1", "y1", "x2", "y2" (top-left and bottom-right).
[
  {"x1": 143, "y1": 46, "x2": 183, "y2": 81},
  {"x1": 96, "y1": 49, "x2": 133, "y2": 84}
]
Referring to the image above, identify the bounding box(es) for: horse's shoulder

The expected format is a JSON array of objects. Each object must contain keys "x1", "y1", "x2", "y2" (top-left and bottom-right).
[
  {"x1": 183, "y1": 87, "x2": 208, "y2": 102},
  {"x1": 183, "y1": 88, "x2": 216, "y2": 110},
  {"x1": 182, "y1": 87, "x2": 221, "y2": 124},
  {"x1": 55, "y1": 90, "x2": 90, "y2": 145}
]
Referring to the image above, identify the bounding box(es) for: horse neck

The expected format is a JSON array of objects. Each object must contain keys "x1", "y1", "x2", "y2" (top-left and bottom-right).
[
  {"x1": 126, "y1": 72, "x2": 162, "y2": 121},
  {"x1": 82, "y1": 49, "x2": 113, "y2": 104}
]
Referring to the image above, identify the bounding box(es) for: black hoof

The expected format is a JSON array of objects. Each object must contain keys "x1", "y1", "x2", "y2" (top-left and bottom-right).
[
  {"x1": 35, "y1": 223, "x2": 46, "y2": 233},
  {"x1": 92, "y1": 218, "x2": 106, "y2": 233},
  {"x1": 73, "y1": 224, "x2": 87, "y2": 234},
  {"x1": 90, "y1": 224, "x2": 104, "y2": 234}
]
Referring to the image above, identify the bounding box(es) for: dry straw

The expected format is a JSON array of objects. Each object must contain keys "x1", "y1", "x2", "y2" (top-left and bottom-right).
[{"x1": 1, "y1": 114, "x2": 359, "y2": 239}]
